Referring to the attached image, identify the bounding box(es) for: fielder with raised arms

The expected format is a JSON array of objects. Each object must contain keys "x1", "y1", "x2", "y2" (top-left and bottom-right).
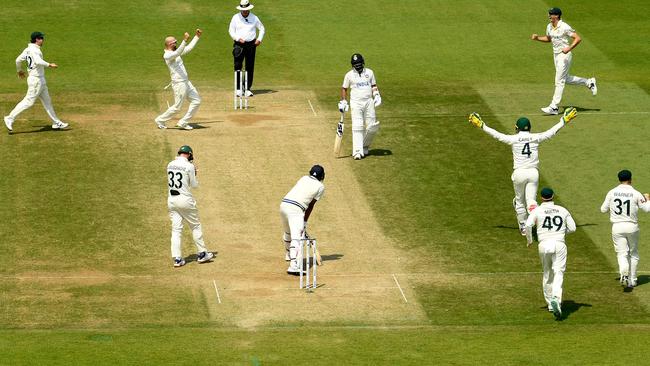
[
  {"x1": 600, "y1": 170, "x2": 650, "y2": 288},
  {"x1": 155, "y1": 29, "x2": 202, "y2": 130},
  {"x1": 280, "y1": 165, "x2": 325, "y2": 275},
  {"x1": 339, "y1": 53, "x2": 381, "y2": 160},
  {"x1": 469, "y1": 108, "x2": 577, "y2": 235},
  {"x1": 525, "y1": 187, "x2": 576, "y2": 321}
]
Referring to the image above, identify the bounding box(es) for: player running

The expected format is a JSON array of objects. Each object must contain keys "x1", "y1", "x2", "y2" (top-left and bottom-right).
[{"x1": 468, "y1": 107, "x2": 577, "y2": 235}]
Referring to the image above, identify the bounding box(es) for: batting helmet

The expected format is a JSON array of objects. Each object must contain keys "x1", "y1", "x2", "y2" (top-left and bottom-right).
[
  {"x1": 548, "y1": 7, "x2": 562, "y2": 17},
  {"x1": 178, "y1": 145, "x2": 194, "y2": 161},
  {"x1": 351, "y1": 53, "x2": 365, "y2": 73},
  {"x1": 515, "y1": 117, "x2": 531, "y2": 132},
  {"x1": 309, "y1": 165, "x2": 325, "y2": 181}
]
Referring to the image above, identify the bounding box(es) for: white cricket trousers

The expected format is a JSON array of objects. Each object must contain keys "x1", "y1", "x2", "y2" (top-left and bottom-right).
[
  {"x1": 538, "y1": 240, "x2": 567, "y2": 306},
  {"x1": 156, "y1": 80, "x2": 201, "y2": 124},
  {"x1": 511, "y1": 167, "x2": 539, "y2": 223},
  {"x1": 168, "y1": 195, "x2": 207, "y2": 258},
  {"x1": 7, "y1": 76, "x2": 63, "y2": 124},
  {"x1": 280, "y1": 202, "x2": 305, "y2": 268},
  {"x1": 611, "y1": 222, "x2": 640, "y2": 281},
  {"x1": 350, "y1": 98, "x2": 376, "y2": 157},
  {"x1": 550, "y1": 52, "x2": 589, "y2": 108}
]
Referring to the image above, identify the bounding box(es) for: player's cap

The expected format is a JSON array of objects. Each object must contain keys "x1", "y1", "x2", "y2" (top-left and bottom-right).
[
  {"x1": 30, "y1": 32, "x2": 45, "y2": 42},
  {"x1": 548, "y1": 7, "x2": 562, "y2": 16},
  {"x1": 309, "y1": 164, "x2": 325, "y2": 181},
  {"x1": 236, "y1": 0, "x2": 254, "y2": 11},
  {"x1": 178, "y1": 145, "x2": 193, "y2": 155},
  {"x1": 618, "y1": 169, "x2": 632, "y2": 182},
  {"x1": 541, "y1": 187, "x2": 554, "y2": 201},
  {"x1": 515, "y1": 117, "x2": 531, "y2": 131}
]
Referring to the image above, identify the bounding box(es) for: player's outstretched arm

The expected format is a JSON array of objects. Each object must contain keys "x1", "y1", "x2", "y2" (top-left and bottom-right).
[{"x1": 531, "y1": 34, "x2": 551, "y2": 42}]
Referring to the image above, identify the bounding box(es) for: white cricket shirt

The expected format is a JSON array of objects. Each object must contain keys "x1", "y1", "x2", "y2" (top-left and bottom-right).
[
  {"x1": 600, "y1": 184, "x2": 650, "y2": 224},
  {"x1": 229, "y1": 12, "x2": 265, "y2": 42},
  {"x1": 166, "y1": 156, "x2": 198, "y2": 198},
  {"x1": 16, "y1": 43, "x2": 50, "y2": 78},
  {"x1": 283, "y1": 176, "x2": 325, "y2": 210},
  {"x1": 163, "y1": 36, "x2": 198, "y2": 83},
  {"x1": 342, "y1": 68, "x2": 376, "y2": 102},
  {"x1": 546, "y1": 20, "x2": 576, "y2": 54},
  {"x1": 482, "y1": 119, "x2": 565, "y2": 170},
  {"x1": 526, "y1": 202, "x2": 576, "y2": 243}
]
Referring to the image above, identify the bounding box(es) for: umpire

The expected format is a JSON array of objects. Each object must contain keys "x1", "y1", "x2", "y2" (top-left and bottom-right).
[{"x1": 229, "y1": 0, "x2": 265, "y2": 96}]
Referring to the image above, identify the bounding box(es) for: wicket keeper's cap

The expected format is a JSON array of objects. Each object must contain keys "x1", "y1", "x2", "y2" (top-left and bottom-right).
[
  {"x1": 309, "y1": 165, "x2": 325, "y2": 181},
  {"x1": 30, "y1": 32, "x2": 45, "y2": 42},
  {"x1": 618, "y1": 169, "x2": 632, "y2": 182},
  {"x1": 548, "y1": 7, "x2": 562, "y2": 16},
  {"x1": 515, "y1": 117, "x2": 531, "y2": 131},
  {"x1": 541, "y1": 187, "x2": 554, "y2": 200},
  {"x1": 236, "y1": 0, "x2": 254, "y2": 10},
  {"x1": 178, "y1": 145, "x2": 193, "y2": 155}
]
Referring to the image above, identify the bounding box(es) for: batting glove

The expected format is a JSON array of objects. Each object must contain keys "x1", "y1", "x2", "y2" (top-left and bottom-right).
[
  {"x1": 338, "y1": 100, "x2": 349, "y2": 113},
  {"x1": 468, "y1": 112, "x2": 484, "y2": 128},
  {"x1": 373, "y1": 92, "x2": 382, "y2": 107},
  {"x1": 562, "y1": 107, "x2": 577, "y2": 124}
]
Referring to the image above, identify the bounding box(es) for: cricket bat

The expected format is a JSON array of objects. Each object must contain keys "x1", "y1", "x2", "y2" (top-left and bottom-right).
[
  {"x1": 315, "y1": 247, "x2": 322, "y2": 265},
  {"x1": 333, "y1": 112, "x2": 344, "y2": 157}
]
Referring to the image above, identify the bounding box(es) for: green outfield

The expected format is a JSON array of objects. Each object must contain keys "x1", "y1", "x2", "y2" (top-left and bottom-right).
[{"x1": 2, "y1": 0, "x2": 650, "y2": 365}]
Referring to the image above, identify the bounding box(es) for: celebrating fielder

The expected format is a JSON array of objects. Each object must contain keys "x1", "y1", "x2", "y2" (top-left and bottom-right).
[
  {"x1": 339, "y1": 53, "x2": 381, "y2": 160},
  {"x1": 155, "y1": 29, "x2": 202, "y2": 130},
  {"x1": 280, "y1": 165, "x2": 325, "y2": 275},
  {"x1": 531, "y1": 7, "x2": 597, "y2": 115},
  {"x1": 600, "y1": 170, "x2": 650, "y2": 288},
  {"x1": 525, "y1": 187, "x2": 576, "y2": 321},
  {"x1": 469, "y1": 108, "x2": 577, "y2": 235},
  {"x1": 4, "y1": 32, "x2": 68, "y2": 133}
]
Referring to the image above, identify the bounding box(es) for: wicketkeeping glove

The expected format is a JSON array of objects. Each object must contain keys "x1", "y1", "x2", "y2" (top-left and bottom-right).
[
  {"x1": 562, "y1": 107, "x2": 577, "y2": 124},
  {"x1": 338, "y1": 100, "x2": 349, "y2": 113},
  {"x1": 468, "y1": 112, "x2": 484, "y2": 128}
]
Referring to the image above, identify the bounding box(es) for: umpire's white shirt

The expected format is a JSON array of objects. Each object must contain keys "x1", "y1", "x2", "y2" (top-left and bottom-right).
[
  {"x1": 482, "y1": 118, "x2": 565, "y2": 170},
  {"x1": 16, "y1": 43, "x2": 50, "y2": 78},
  {"x1": 526, "y1": 202, "x2": 576, "y2": 243},
  {"x1": 229, "y1": 12, "x2": 265, "y2": 42},
  {"x1": 546, "y1": 20, "x2": 575, "y2": 54},
  {"x1": 167, "y1": 156, "x2": 198, "y2": 199},
  {"x1": 601, "y1": 184, "x2": 650, "y2": 224},
  {"x1": 283, "y1": 176, "x2": 325, "y2": 210},
  {"x1": 343, "y1": 68, "x2": 376, "y2": 103},
  {"x1": 164, "y1": 36, "x2": 198, "y2": 83}
]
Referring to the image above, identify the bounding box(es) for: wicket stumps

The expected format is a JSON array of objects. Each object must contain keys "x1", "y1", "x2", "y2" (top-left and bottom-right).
[
  {"x1": 234, "y1": 70, "x2": 249, "y2": 110},
  {"x1": 299, "y1": 238, "x2": 318, "y2": 290}
]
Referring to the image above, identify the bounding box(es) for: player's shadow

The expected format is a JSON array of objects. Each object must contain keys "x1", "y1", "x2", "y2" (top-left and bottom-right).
[
  {"x1": 321, "y1": 254, "x2": 343, "y2": 262},
  {"x1": 637, "y1": 275, "x2": 650, "y2": 287},
  {"x1": 9, "y1": 125, "x2": 72, "y2": 134},
  {"x1": 562, "y1": 106, "x2": 601, "y2": 112},
  {"x1": 188, "y1": 124, "x2": 210, "y2": 130},
  {"x1": 251, "y1": 89, "x2": 277, "y2": 95},
  {"x1": 366, "y1": 149, "x2": 392, "y2": 157},
  {"x1": 558, "y1": 300, "x2": 592, "y2": 320},
  {"x1": 184, "y1": 251, "x2": 218, "y2": 264}
]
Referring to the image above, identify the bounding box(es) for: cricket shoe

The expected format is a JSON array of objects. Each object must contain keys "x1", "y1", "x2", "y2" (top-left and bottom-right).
[
  {"x1": 353, "y1": 152, "x2": 364, "y2": 160},
  {"x1": 235, "y1": 90, "x2": 243, "y2": 97},
  {"x1": 173, "y1": 257, "x2": 186, "y2": 268},
  {"x1": 52, "y1": 121, "x2": 69, "y2": 129},
  {"x1": 541, "y1": 106, "x2": 559, "y2": 115},
  {"x1": 4, "y1": 116, "x2": 13, "y2": 132},
  {"x1": 628, "y1": 278, "x2": 638, "y2": 288},
  {"x1": 550, "y1": 298, "x2": 562, "y2": 320},
  {"x1": 197, "y1": 251, "x2": 214, "y2": 263},
  {"x1": 620, "y1": 275, "x2": 629, "y2": 286},
  {"x1": 588, "y1": 77, "x2": 597, "y2": 96},
  {"x1": 287, "y1": 264, "x2": 304, "y2": 276},
  {"x1": 518, "y1": 222, "x2": 527, "y2": 236},
  {"x1": 154, "y1": 119, "x2": 167, "y2": 129},
  {"x1": 244, "y1": 90, "x2": 254, "y2": 97},
  {"x1": 176, "y1": 122, "x2": 193, "y2": 130}
]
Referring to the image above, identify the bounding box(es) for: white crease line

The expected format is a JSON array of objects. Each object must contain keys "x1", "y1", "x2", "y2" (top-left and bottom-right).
[
  {"x1": 307, "y1": 99, "x2": 317, "y2": 117},
  {"x1": 391, "y1": 111, "x2": 650, "y2": 118},
  {"x1": 213, "y1": 280, "x2": 222, "y2": 304},
  {"x1": 392, "y1": 274, "x2": 408, "y2": 303}
]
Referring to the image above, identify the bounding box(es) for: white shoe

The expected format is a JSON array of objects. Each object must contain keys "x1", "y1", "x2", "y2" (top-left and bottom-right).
[
  {"x1": 173, "y1": 257, "x2": 186, "y2": 267},
  {"x1": 4, "y1": 116, "x2": 13, "y2": 132},
  {"x1": 52, "y1": 121, "x2": 69, "y2": 129},
  {"x1": 629, "y1": 278, "x2": 638, "y2": 288},
  {"x1": 287, "y1": 265, "x2": 302, "y2": 275},
  {"x1": 235, "y1": 90, "x2": 243, "y2": 97},
  {"x1": 353, "y1": 153, "x2": 363, "y2": 160},
  {"x1": 550, "y1": 298, "x2": 562, "y2": 320},
  {"x1": 154, "y1": 119, "x2": 166, "y2": 129},
  {"x1": 244, "y1": 90, "x2": 253, "y2": 97},
  {"x1": 588, "y1": 77, "x2": 597, "y2": 96},
  {"x1": 518, "y1": 222, "x2": 527, "y2": 236},
  {"x1": 197, "y1": 251, "x2": 214, "y2": 263},
  {"x1": 621, "y1": 275, "x2": 629, "y2": 286},
  {"x1": 541, "y1": 106, "x2": 559, "y2": 115},
  {"x1": 176, "y1": 122, "x2": 193, "y2": 130}
]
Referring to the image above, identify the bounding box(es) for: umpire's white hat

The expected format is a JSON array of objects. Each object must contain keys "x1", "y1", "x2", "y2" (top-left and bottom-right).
[{"x1": 237, "y1": 0, "x2": 254, "y2": 10}]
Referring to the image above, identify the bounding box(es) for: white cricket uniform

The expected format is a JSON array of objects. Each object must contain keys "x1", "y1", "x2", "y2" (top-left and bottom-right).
[
  {"x1": 229, "y1": 13, "x2": 265, "y2": 42},
  {"x1": 167, "y1": 156, "x2": 208, "y2": 258},
  {"x1": 600, "y1": 184, "x2": 650, "y2": 282},
  {"x1": 342, "y1": 68, "x2": 378, "y2": 157},
  {"x1": 525, "y1": 201, "x2": 576, "y2": 307},
  {"x1": 546, "y1": 20, "x2": 590, "y2": 108},
  {"x1": 280, "y1": 176, "x2": 325, "y2": 269},
  {"x1": 482, "y1": 118, "x2": 566, "y2": 225},
  {"x1": 6, "y1": 43, "x2": 64, "y2": 125},
  {"x1": 155, "y1": 36, "x2": 201, "y2": 126}
]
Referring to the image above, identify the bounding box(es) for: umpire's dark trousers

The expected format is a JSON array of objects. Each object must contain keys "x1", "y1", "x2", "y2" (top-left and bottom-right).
[{"x1": 234, "y1": 40, "x2": 257, "y2": 90}]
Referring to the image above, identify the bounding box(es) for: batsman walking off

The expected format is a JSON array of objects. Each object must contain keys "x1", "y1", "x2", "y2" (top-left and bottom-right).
[
  {"x1": 600, "y1": 170, "x2": 650, "y2": 288},
  {"x1": 166, "y1": 145, "x2": 214, "y2": 267},
  {"x1": 525, "y1": 187, "x2": 576, "y2": 321},
  {"x1": 155, "y1": 29, "x2": 202, "y2": 130},
  {"x1": 531, "y1": 7, "x2": 597, "y2": 115},
  {"x1": 4, "y1": 32, "x2": 68, "y2": 133},
  {"x1": 339, "y1": 53, "x2": 381, "y2": 160},
  {"x1": 280, "y1": 165, "x2": 325, "y2": 275},
  {"x1": 469, "y1": 108, "x2": 577, "y2": 235}
]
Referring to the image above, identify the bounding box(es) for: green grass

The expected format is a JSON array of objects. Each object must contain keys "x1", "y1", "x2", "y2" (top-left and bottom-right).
[{"x1": 2, "y1": 0, "x2": 650, "y2": 364}]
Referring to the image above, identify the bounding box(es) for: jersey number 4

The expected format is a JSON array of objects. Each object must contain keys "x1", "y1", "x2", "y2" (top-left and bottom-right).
[
  {"x1": 614, "y1": 198, "x2": 631, "y2": 216},
  {"x1": 168, "y1": 171, "x2": 183, "y2": 189},
  {"x1": 541, "y1": 216, "x2": 563, "y2": 231},
  {"x1": 521, "y1": 143, "x2": 531, "y2": 158}
]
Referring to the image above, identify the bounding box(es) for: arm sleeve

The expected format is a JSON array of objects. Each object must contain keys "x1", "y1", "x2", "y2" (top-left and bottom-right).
[
  {"x1": 565, "y1": 213, "x2": 577, "y2": 234},
  {"x1": 525, "y1": 213, "x2": 536, "y2": 243},
  {"x1": 600, "y1": 192, "x2": 611, "y2": 213},
  {"x1": 189, "y1": 165, "x2": 198, "y2": 188},
  {"x1": 256, "y1": 18, "x2": 265, "y2": 41},
  {"x1": 15, "y1": 51, "x2": 26, "y2": 72},
  {"x1": 314, "y1": 186, "x2": 325, "y2": 201},
  {"x1": 229, "y1": 17, "x2": 238, "y2": 41},
  {"x1": 163, "y1": 40, "x2": 187, "y2": 61},
  {"x1": 370, "y1": 71, "x2": 377, "y2": 86},
  {"x1": 638, "y1": 193, "x2": 650, "y2": 213},
  {"x1": 342, "y1": 73, "x2": 350, "y2": 88},
  {"x1": 482, "y1": 124, "x2": 515, "y2": 145},
  {"x1": 535, "y1": 119, "x2": 565, "y2": 142},
  {"x1": 181, "y1": 36, "x2": 199, "y2": 56},
  {"x1": 31, "y1": 51, "x2": 50, "y2": 67}
]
